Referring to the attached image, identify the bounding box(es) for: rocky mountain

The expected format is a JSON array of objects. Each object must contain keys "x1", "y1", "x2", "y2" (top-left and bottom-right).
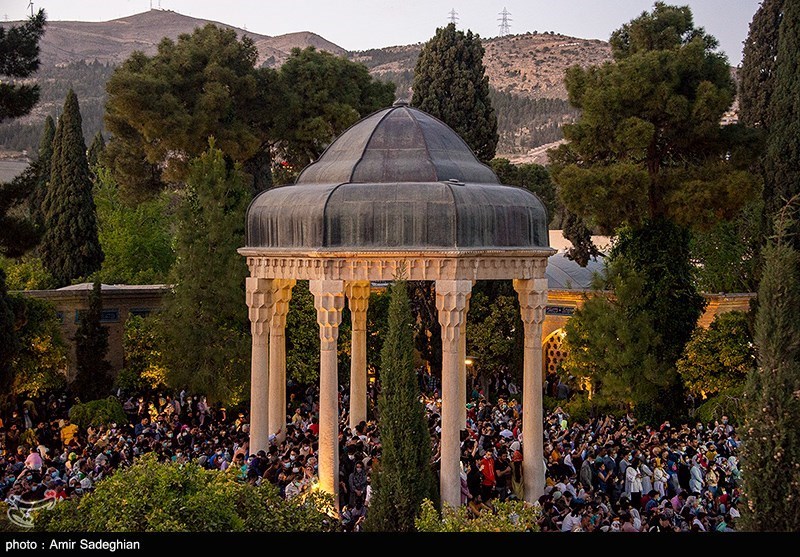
[{"x1": 0, "y1": 9, "x2": 614, "y2": 160}]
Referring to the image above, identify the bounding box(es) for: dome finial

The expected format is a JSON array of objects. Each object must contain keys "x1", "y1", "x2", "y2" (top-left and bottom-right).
[{"x1": 392, "y1": 99, "x2": 409, "y2": 107}]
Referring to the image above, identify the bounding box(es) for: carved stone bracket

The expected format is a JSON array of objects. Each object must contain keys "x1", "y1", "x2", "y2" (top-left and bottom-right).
[
  {"x1": 246, "y1": 277, "x2": 275, "y2": 341},
  {"x1": 309, "y1": 280, "x2": 345, "y2": 350}
]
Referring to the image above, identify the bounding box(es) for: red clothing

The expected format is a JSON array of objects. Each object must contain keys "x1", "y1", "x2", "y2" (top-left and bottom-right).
[
  {"x1": 308, "y1": 422, "x2": 319, "y2": 436},
  {"x1": 480, "y1": 455, "x2": 496, "y2": 486}
]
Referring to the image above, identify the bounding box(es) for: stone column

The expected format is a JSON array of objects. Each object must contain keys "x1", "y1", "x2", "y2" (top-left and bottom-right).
[
  {"x1": 435, "y1": 279, "x2": 473, "y2": 508},
  {"x1": 246, "y1": 277, "x2": 275, "y2": 455},
  {"x1": 309, "y1": 279, "x2": 345, "y2": 512},
  {"x1": 269, "y1": 279, "x2": 295, "y2": 444},
  {"x1": 514, "y1": 277, "x2": 548, "y2": 503},
  {"x1": 459, "y1": 290, "x2": 472, "y2": 428},
  {"x1": 345, "y1": 281, "x2": 370, "y2": 430}
]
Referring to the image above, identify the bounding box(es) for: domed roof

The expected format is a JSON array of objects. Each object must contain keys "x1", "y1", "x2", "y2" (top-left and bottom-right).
[{"x1": 246, "y1": 102, "x2": 550, "y2": 251}]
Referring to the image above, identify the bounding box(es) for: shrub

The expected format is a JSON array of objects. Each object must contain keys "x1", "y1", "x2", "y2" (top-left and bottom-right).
[
  {"x1": 415, "y1": 498, "x2": 541, "y2": 532},
  {"x1": 68, "y1": 397, "x2": 127, "y2": 430}
]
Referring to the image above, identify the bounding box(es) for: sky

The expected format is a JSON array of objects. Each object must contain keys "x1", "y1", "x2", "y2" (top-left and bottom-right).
[{"x1": 3, "y1": 0, "x2": 761, "y2": 65}]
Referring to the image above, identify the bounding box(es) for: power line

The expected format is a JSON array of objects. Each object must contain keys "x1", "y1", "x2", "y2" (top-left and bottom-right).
[
  {"x1": 448, "y1": 8, "x2": 458, "y2": 25},
  {"x1": 498, "y1": 7, "x2": 512, "y2": 36}
]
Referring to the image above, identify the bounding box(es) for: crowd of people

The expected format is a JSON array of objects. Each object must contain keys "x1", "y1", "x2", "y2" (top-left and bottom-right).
[{"x1": 0, "y1": 369, "x2": 742, "y2": 533}]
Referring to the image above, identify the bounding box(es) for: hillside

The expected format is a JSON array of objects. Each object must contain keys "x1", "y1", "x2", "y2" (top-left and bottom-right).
[{"x1": 0, "y1": 9, "x2": 611, "y2": 160}]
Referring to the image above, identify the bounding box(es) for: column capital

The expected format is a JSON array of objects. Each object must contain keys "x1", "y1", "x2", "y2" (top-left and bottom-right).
[
  {"x1": 270, "y1": 279, "x2": 296, "y2": 332},
  {"x1": 310, "y1": 280, "x2": 345, "y2": 351},
  {"x1": 345, "y1": 281, "x2": 370, "y2": 330},
  {"x1": 246, "y1": 277, "x2": 275, "y2": 338},
  {"x1": 435, "y1": 280, "x2": 473, "y2": 347},
  {"x1": 513, "y1": 278, "x2": 548, "y2": 326}
]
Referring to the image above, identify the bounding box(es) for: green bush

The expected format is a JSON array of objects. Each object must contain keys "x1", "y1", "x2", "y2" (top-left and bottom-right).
[
  {"x1": 415, "y1": 498, "x2": 541, "y2": 532},
  {"x1": 34, "y1": 454, "x2": 335, "y2": 532},
  {"x1": 68, "y1": 397, "x2": 127, "y2": 430},
  {"x1": 563, "y1": 393, "x2": 625, "y2": 423},
  {"x1": 695, "y1": 386, "x2": 745, "y2": 425}
]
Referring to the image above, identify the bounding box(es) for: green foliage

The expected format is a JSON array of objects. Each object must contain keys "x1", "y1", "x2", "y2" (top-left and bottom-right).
[
  {"x1": 409, "y1": 281, "x2": 441, "y2": 376},
  {"x1": 93, "y1": 167, "x2": 174, "y2": 285},
  {"x1": 415, "y1": 498, "x2": 541, "y2": 532},
  {"x1": 741, "y1": 215, "x2": 800, "y2": 532},
  {"x1": 466, "y1": 282, "x2": 523, "y2": 396},
  {"x1": 116, "y1": 314, "x2": 167, "y2": 393},
  {"x1": 104, "y1": 25, "x2": 283, "y2": 200},
  {"x1": 87, "y1": 131, "x2": 105, "y2": 174},
  {"x1": 30, "y1": 115, "x2": 55, "y2": 229},
  {"x1": 677, "y1": 311, "x2": 755, "y2": 398},
  {"x1": 7, "y1": 294, "x2": 67, "y2": 397},
  {"x1": 694, "y1": 385, "x2": 745, "y2": 425},
  {"x1": 0, "y1": 268, "x2": 19, "y2": 393},
  {"x1": 366, "y1": 290, "x2": 390, "y2": 379},
  {"x1": 0, "y1": 161, "x2": 40, "y2": 258},
  {"x1": 690, "y1": 199, "x2": 764, "y2": 293},
  {"x1": 763, "y1": 0, "x2": 800, "y2": 244},
  {"x1": 285, "y1": 281, "x2": 321, "y2": 384},
  {"x1": 489, "y1": 159, "x2": 558, "y2": 226},
  {"x1": 550, "y1": 3, "x2": 759, "y2": 233},
  {"x1": 159, "y1": 143, "x2": 250, "y2": 405},
  {"x1": 739, "y1": 0, "x2": 782, "y2": 130},
  {"x1": 364, "y1": 280, "x2": 437, "y2": 532},
  {"x1": 0, "y1": 9, "x2": 46, "y2": 123},
  {"x1": 564, "y1": 221, "x2": 706, "y2": 421},
  {"x1": 67, "y1": 396, "x2": 127, "y2": 430},
  {"x1": 277, "y1": 47, "x2": 395, "y2": 173},
  {"x1": 412, "y1": 23, "x2": 498, "y2": 163},
  {"x1": 72, "y1": 281, "x2": 113, "y2": 401},
  {"x1": 35, "y1": 454, "x2": 334, "y2": 532},
  {"x1": 40, "y1": 89, "x2": 103, "y2": 287},
  {"x1": 0, "y1": 254, "x2": 55, "y2": 290},
  {"x1": 489, "y1": 90, "x2": 578, "y2": 155}
]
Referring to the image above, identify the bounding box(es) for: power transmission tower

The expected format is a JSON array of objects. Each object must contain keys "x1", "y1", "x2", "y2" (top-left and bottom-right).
[
  {"x1": 498, "y1": 7, "x2": 512, "y2": 36},
  {"x1": 448, "y1": 8, "x2": 458, "y2": 25},
  {"x1": 28, "y1": 1, "x2": 34, "y2": 17}
]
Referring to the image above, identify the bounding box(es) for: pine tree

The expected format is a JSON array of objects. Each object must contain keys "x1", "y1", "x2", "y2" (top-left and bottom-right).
[
  {"x1": 741, "y1": 201, "x2": 800, "y2": 531},
  {"x1": 158, "y1": 143, "x2": 251, "y2": 405},
  {"x1": 0, "y1": 9, "x2": 46, "y2": 123},
  {"x1": 30, "y1": 115, "x2": 55, "y2": 228},
  {"x1": 364, "y1": 278, "x2": 437, "y2": 532},
  {"x1": 72, "y1": 280, "x2": 113, "y2": 401},
  {"x1": 40, "y1": 89, "x2": 104, "y2": 287},
  {"x1": 412, "y1": 23, "x2": 498, "y2": 163},
  {"x1": 87, "y1": 131, "x2": 105, "y2": 179},
  {"x1": 739, "y1": 0, "x2": 783, "y2": 130},
  {"x1": 763, "y1": 0, "x2": 800, "y2": 243}
]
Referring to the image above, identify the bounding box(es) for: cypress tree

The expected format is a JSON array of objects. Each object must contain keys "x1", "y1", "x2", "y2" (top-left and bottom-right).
[
  {"x1": 40, "y1": 89, "x2": 104, "y2": 287},
  {"x1": 87, "y1": 131, "x2": 105, "y2": 179},
  {"x1": 741, "y1": 202, "x2": 800, "y2": 531},
  {"x1": 739, "y1": 0, "x2": 783, "y2": 131},
  {"x1": 412, "y1": 23, "x2": 498, "y2": 163},
  {"x1": 72, "y1": 280, "x2": 113, "y2": 402},
  {"x1": 364, "y1": 278, "x2": 437, "y2": 532},
  {"x1": 763, "y1": 0, "x2": 800, "y2": 243},
  {"x1": 30, "y1": 115, "x2": 55, "y2": 228}
]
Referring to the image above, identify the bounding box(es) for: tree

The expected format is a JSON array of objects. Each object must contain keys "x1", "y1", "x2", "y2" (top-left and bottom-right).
[
  {"x1": 489, "y1": 159, "x2": 558, "y2": 226},
  {"x1": 762, "y1": 0, "x2": 800, "y2": 244},
  {"x1": 34, "y1": 454, "x2": 335, "y2": 532},
  {"x1": 415, "y1": 498, "x2": 541, "y2": 532},
  {"x1": 72, "y1": 281, "x2": 113, "y2": 402},
  {"x1": 104, "y1": 24, "x2": 284, "y2": 200},
  {"x1": 740, "y1": 201, "x2": 800, "y2": 532},
  {"x1": 158, "y1": 143, "x2": 251, "y2": 405},
  {"x1": 30, "y1": 115, "x2": 55, "y2": 229},
  {"x1": 364, "y1": 279, "x2": 437, "y2": 532},
  {"x1": 40, "y1": 89, "x2": 104, "y2": 287},
  {"x1": 0, "y1": 269, "x2": 19, "y2": 395},
  {"x1": 412, "y1": 23, "x2": 498, "y2": 163},
  {"x1": 115, "y1": 314, "x2": 167, "y2": 393},
  {"x1": 277, "y1": 47, "x2": 395, "y2": 173},
  {"x1": 0, "y1": 9, "x2": 46, "y2": 123},
  {"x1": 677, "y1": 311, "x2": 755, "y2": 398},
  {"x1": 739, "y1": 0, "x2": 782, "y2": 131},
  {"x1": 87, "y1": 130, "x2": 105, "y2": 178},
  {"x1": 93, "y1": 167, "x2": 174, "y2": 285},
  {"x1": 68, "y1": 397, "x2": 127, "y2": 430}
]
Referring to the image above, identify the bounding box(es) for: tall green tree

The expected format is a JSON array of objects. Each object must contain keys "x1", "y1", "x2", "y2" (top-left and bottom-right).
[
  {"x1": 0, "y1": 9, "x2": 46, "y2": 123},
  {"x1": 87, "y1": 131, "x2": 105, "y2": 178},
  {"x1": 40, "y1": 89, "x2": 104, "y2": 287},
  {"x1": 552, "y1": 3, "x2": 759, "y2": 415},
  {"x1": 104, "y1": 24, "x2": 284, "y2": 200},
  {"x1": 158, "y1": 143, "x2": 251, "y2": 405},
  {"x1": 30, "y1": 115, "x2": 55, "y2": 229},
  {"x1": 412, "y1": 23, "x2": 498, "y2": 163},
  {"x1": 0, "y1": 269, "x2": 19, "y2": 395},
  {"x1": 740, "y1": 201, "x2": 800, "y2": 531},
  {"x1": 739, "y1": 0, "x2": 782, "y2": 131},
  {"x1": 364, "y1": 279, "x2": 437, "y2": 532},
  {"x1": 277, "y1": 47, "x2": 395, "y2": 174},
  {"x1": 763, "y1": 0, "x2": 800, "y2": 245},
  {"x1": 72, "y1": 281, "x2": 113, "y2": 402}
]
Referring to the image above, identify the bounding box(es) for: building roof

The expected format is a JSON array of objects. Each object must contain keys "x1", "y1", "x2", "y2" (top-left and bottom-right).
[
  {"x1": 246, "y1": 102, "x2": 550, "y2": 251},
  {"x1": 546, "y1": 253, "x2": 606, "y2": 290}
]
